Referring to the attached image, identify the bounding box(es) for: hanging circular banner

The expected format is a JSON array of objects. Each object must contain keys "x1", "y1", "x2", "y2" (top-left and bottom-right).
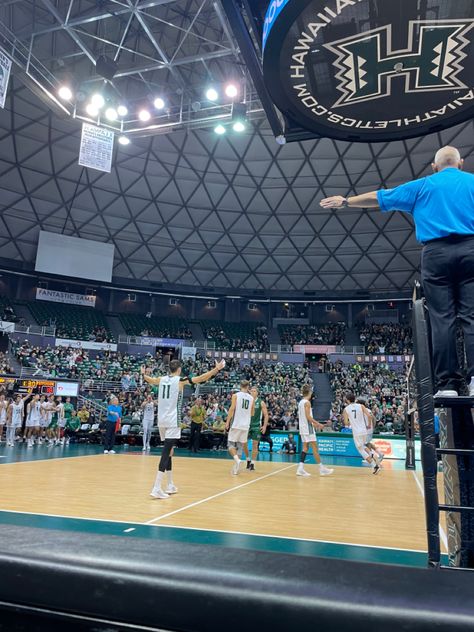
[{"x1": 262, "y1": 0, "x2": 474, "y2": 141}]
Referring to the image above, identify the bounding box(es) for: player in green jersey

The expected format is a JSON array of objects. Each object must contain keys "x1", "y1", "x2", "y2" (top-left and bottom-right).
[{"x1": 244, "y1": 386, "x2": 269, "y2": 471}]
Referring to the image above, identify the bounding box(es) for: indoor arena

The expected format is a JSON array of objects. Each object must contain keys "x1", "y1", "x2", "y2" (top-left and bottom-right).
[{"x1": 0, "y1": 0, "x2": 474, "y2": 630}]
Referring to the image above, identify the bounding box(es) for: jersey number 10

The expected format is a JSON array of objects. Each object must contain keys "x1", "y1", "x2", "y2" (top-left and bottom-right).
[{"x1": 242, "y1": 400, "x2": 249, "y2": 410}]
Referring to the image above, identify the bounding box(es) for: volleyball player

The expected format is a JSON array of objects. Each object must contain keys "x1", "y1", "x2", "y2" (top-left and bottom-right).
[
  {"x1": 244, "y1": 386, "x2": 269, "y2": 471},
  {"x1": 38, "y1": 395, "x2": 48, "y2": 444},
  {"x1": 141, "y1": 394, "x2": 155, "y2": 452},
  {"x1": 141, "y1": 358, "x2": 225, "y2": 499},
  {"x1": 343, "y1": 392, "x2": 381, "y2": 474},
  {"x1": 56, "y1": 396, "x2": 66, "y2": 445},
  {"x1": 26, "y1": 394, "x2": 42, "y2": 447},
  {"x1": 0, "y1": 392, "x2": 7, "y2": 444},
  {"x1": 297, "y1": 385, "x2": 333, "y2": 477},
  {"x1": 225, "y1": 380, "x2": 255, "y2": 475},
  {"x1": 356, "y1": 397, "x2": 384, "y2": 465},
  {"x1": 6, "y1": 392, "x2": 31, "y2": 447}
]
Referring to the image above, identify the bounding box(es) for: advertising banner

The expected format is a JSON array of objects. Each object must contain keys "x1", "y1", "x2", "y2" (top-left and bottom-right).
[
  {"x1": 79, "y1": 123, "x2": 114, "y2": 173},
  {"x1": 55, "y1": 338, "x2": 117, "y2": 352},
  {"x1": 139, "y1": 337, "x2": 184, "y2": 347},
  {"x1": 36, "y1": 288, "x2": 96, "y2": 308},
  {"x1": 293, "y1": 345, "x2": 337, "y2": 354},
  {"x1": 181, "y1": 346, "x2": 197, "y2": 360},
  {"x1": 54, "y1": 381, "x2": 80, "y2": 397}
]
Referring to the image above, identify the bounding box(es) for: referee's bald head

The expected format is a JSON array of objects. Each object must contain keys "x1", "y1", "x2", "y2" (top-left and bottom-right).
[{"x1": 433, "y1": 146, "x2": 463, "y2": 172}]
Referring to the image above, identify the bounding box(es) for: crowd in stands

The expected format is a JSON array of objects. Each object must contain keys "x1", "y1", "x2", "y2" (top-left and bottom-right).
[
  {"x1": 202, "y1": 321, "x2": 269, "y2": 351},
  {"x1": 0, "y1": 351, "x2": 14, "y2": 374},
  {"x1": 357, "y1": 323, "x2": 413, "y2": 354},
  {"x1": 119, "y1": 313, "x2": 193, "y2": 340},
  {"x1": 329, "y1": 361, "x2": 407, "y2": 434},
  {"x1": 279, "y1": 323, "x2": 346, "y2": 346}
]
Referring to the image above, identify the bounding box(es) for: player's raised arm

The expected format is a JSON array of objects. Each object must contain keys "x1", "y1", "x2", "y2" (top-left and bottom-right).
[
  {"x1": 189, "y1": 359, "x2": 225, "y2": 385},
  {"x1": 320, "y1": 191, "x2": 380, "y2": 209},
  {"x1": 305, "y1": 400, "x2": 325, "y2": 431},
  {"x1": 260, "y1": 400, "x2": 269, "y2": 433},
  {"x1": 140, "y1": 364, "x2": 161, "y2": 386},
  {"x1": 225, "y1": 393, "x2": 237, "y2": 432}
]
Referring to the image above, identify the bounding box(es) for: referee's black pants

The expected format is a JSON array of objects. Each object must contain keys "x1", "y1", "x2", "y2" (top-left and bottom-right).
[
  {"x1": 421, "y1": 235, "x2": 474, "y2": 392},
  {"x1": 104, "y1": 421, "x2": 117, "y2": 451}
]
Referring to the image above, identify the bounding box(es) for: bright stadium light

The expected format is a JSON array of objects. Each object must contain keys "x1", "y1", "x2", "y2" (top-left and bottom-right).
[
  {"x1": 138, "y1": 109, "x2": 151, "y2": 122},
  {"x1": 91, "y1": 93, "x2": 105, "y2": 109},
  {"x1": 233, "y1": 121, "x2": 245, "y2": 132},
  {"x1": 58, "y1": 86, "x2": 73, "y2": 101},
  {"x1": 225, "y1": 83, "x2": 238, "y2": 98},
  {"x1": 206, "y1": 87, "x2": 218, "y2": 101},
  {"x1": 117, "y1": 105, "x2": 128, "y2": 117},
  {"x1": 214, "y1": 124, "x2": 226, "y2": 135},
  {"x1": 118, "y1": 136, "x2": 130, "y2": 145},
  {"x1": 153, "y1": 97, "x2": 165, "y2": 110},
  {"x1": 105, "y1": 107, "x2": 118, "y2": 121},
  {"x1": 86, "y1": 103, "x2": 99, "y2": 117}
]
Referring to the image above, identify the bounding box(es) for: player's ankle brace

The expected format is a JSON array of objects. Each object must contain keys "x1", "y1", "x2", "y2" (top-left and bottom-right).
[{"x1": 300, "y1": 451, "x2": 307, "y2": 463}]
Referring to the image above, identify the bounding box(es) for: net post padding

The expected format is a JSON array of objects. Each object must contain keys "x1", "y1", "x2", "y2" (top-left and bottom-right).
[
  {"x1": 439, "y1": 405, "x2": 474, "y2": 568},
  {"x1": 412, "y1": 295, "x2": 440, "y2": 567}
]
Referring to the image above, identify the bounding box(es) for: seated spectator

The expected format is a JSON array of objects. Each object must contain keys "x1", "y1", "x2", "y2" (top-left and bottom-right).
[{"x1": 281, "y1": 434, "x2": 297, "y2": 454}]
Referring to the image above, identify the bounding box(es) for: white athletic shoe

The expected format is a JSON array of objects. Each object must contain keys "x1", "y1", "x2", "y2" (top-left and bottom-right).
[
  {"x1": 434, "y1": 390, "x2": 458, "y2": 398},
  {"x1": 142, "y1": 447, "x2": 146, "y2": 452},
  {"x1": 109, "y1": 450, "x2": 116, "y2": 454},
  {"x1": 150, "y1": 488, "x2": 170, "y2": 499},
  {"x1": 469, "y1": 378, "x2": 474, "y2": 398},
  {"x1": 103, "y1": 450, "x2": 109, "y2": 454},
  {"x1": 165, "y1": 484, "x2": 178, "y2": 495},
  {"x1": 296, "y1": 467, "x2": 311, "y2": 477},
  {"x1": 232, "y1": 459, "x2": 241, "y2": 475},
  {"x1": 319, "y1": 465, "x2": 334, "y2": 476}
]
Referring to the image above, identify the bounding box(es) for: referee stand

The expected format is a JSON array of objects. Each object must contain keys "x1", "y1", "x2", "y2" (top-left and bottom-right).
[{"x1": 412, "y1": 281, "x2": 474, "y2": 569}]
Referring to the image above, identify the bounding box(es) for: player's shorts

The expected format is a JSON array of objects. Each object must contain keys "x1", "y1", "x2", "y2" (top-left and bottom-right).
[
  {"x1": 248, "y1": 426, "x2": 261, "y2": 441},
  {"x1": 26, "y1": 417, "x2": 39, "y2": 428},
  {"x1": 300, "y1": 433, "x2": 316, "y2": 444},
  {"x1": 159, "y1": 426, "x2": 181, "y2": 441},
  {"x1": 39, "y1": 418, "x2": 49, "y2": 428},
  {"x1": 353, "y1": 433, "x2": 371, "y2": 458},
  {"x1": 143, "y1": 420, "x2": 154, "y2": 429},
  {"x1": 48, "y1": 419, "x2": 58, "y2": 430},
  {"x1": 228, "y1": 428, "x2": 249, "y2": 445},
  {"x1": 59, "y1": 419, "x2": 67, "y2": 428},
  {"x1": 366, "y1": 429, "x2": 374, "y2": 443}
]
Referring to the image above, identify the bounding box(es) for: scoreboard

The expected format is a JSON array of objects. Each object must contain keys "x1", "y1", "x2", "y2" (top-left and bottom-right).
[{"x1": 0, "y1": 378, "x2": 78, "y2": 396}]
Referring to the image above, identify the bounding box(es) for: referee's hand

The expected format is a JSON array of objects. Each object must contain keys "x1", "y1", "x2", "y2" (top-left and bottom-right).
[{"x1": 320, "y1": 195, "x2": 346, "y2": 208}]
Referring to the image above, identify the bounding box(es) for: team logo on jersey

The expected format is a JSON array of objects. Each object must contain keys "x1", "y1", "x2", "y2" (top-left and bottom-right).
[
  {"x1": 325, "y1": 21, "x2": 474, "y2": 108},
  {"x1": 262, "y1": 0, "x2": 474, "y2": 141}
]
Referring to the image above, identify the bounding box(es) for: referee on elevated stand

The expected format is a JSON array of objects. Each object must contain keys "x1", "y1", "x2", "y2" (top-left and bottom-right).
[{"x1": 320, "y1": 146, "x2": 474, "y2": 399}]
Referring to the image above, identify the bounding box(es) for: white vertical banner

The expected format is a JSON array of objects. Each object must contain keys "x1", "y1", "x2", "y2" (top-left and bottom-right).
[
  {"x1": 78, "y1": 123, "x2": 114, "y2": 173},
  {"x1": 0, "y1": 50, "x2": 12, "y2": 109}
]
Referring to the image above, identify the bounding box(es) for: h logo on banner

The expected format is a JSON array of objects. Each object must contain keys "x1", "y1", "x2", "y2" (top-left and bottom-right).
[{"x1": 324, "y1": 20, "x2": 474, "y2": 108}]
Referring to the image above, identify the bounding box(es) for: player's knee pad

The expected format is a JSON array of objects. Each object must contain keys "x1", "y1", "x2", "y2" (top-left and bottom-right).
[{"x1": 228, "y1": 441, "x2": 239, "y2": 450}]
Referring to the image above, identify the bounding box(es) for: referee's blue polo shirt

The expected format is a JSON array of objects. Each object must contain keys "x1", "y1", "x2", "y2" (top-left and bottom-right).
[{"x1": 376, "y1": 168, "x2": 474, "y2": 243}]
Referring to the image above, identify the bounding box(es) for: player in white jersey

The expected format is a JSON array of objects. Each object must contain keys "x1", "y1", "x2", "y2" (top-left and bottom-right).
[
  {"x1": 26, "y1": 394, "x2": 42, "y2": 447},
  {"x1": 0, "y1": 393, "x2": 7, "y2": 444},
  {"x1": 6, "y1": 392, "x2": 31, "y2": 447},
  {"x1": 356, "y1": 397, "x2": 384, "y2": 465},
  {"x1": 225, "y1": 380, "x2": 255, "y2": 475},
  {"x1": 296, "y1": 384, "x2": 333, "y2": 477},
  {"x1": 343, "y1": 392, "x2": 381, "y2": 474},
  {"x1": 141, "y1": 358, "x2": 225, "y2": 499},
  {"x1": 141, "y1": 395, "x2": 155, "y2": 452}
]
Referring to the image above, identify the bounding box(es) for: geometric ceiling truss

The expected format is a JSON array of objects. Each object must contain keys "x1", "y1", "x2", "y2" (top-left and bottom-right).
[
  {"x1": 0, "y1": 4, "x2": 473, "y2": 296},
  {"x1": 0, "y1": 0, "x2": 266, "y2": 136}
]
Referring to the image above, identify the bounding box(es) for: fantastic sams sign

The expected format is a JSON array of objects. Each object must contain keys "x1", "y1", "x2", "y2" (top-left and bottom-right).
[{"x1": 262, "y1": 0, "x2": 474, "y2": 141}]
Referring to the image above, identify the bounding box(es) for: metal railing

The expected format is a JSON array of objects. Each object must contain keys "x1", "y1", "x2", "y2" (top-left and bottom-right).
[{"x1": 5, "y1": 323, "x2": 56, "y2": 337}]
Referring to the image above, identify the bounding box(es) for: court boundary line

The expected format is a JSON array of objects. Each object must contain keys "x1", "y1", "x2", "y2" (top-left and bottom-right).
[
  {"x1": 411, "y1": 470, "x2": 448, "y2": 550},
  {"x1": 0, "y1": 508, "x2": 429, "y2": 554},
  {"x1": 0, "y1": 452, "x2": 103, "y2": 465},
  {"x1": 145, "y1": 464, "x2": 296, "y2": 524}
]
